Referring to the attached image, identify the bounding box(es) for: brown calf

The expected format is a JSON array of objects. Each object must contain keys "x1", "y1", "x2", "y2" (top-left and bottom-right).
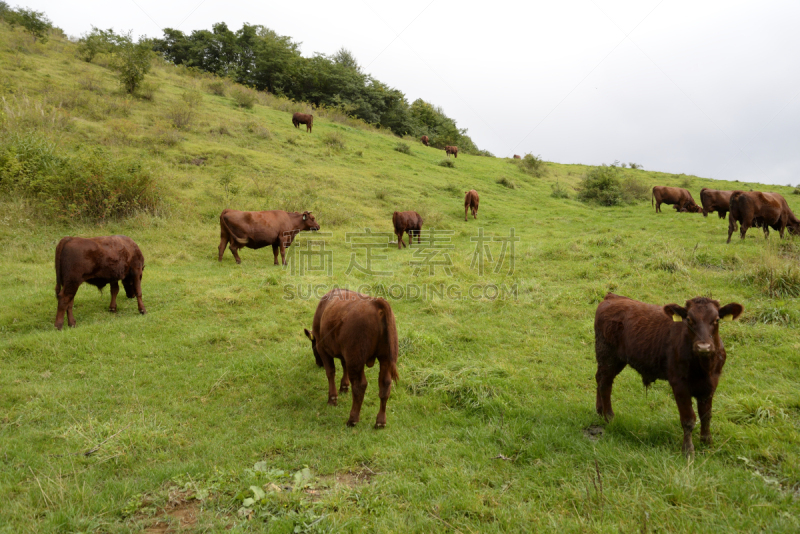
[
  {"x1": 304, "y1": 289, "x2": 399, "y2": 428},
  {"x1": 595, "y1": 293, "x2": 743, "y2": 455},
  {"x1": 421, "y1": 135, "x2": 429, "y2": 146},
  {"x1": 392, "y1": 211, "x2": 423, "y2": 249},
  {"x1": 445, "y1": 146, "x2": 458, "y2": 158},
  {"x1": 464, "y1": 189, "x2": 479, "y2": 221},
  {"x1": 651, "y1": 186, "x2": 699, "y2": 213},
  {"x1": 54, "y1": 236, "x2": 146, "y2": 330},
  {"x1": 219, "y1": 209, "x2": 320, "y2": 264},
  {"x1": 292, "y1": 112, "x2": 313, "y2": 133},
  {"x1": 513, "y1": 154, "x2": 521, "y2": 159},
  {"x1": 727, "y1": 191, "x2": 800, "y2": 243}
]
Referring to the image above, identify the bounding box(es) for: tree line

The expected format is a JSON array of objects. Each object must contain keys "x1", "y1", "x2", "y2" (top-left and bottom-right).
[{"x1": 148, "y1": 23, "x2": 490, "y2": 155}]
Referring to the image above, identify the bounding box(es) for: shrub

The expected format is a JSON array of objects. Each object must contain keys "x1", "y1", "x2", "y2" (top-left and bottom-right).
[
  {"x1": 5, "y1": 7, "x2": 52, "y2": 43},
  {"x1": 496, "y1": 177, "x2": 516, "y2": 189},
  {"x1": 181, "y1": 89, "x2": 202, "y2": 108},
  {"x1": 629, "y1": 162, "x2": 642, "y2": 170},
  {"x1": 112, "y1": 34, "x2": 154, "y2": 94},
  {"x1": 577, "y1": 165, "x2": 623, "y2": 206},
  {"x1": 620, "y1": 176, "x2": 649, "y2": 203},
  {"x1": 245, "y1": 121, "x2": 271, "y2": 139},
  {"x1": 520, "y1": 153, "x2": 546, "y2": 177},
  {"x1": 551, "y1": 181, "x2": 569, "y2": 199},
  {"x1": 323, "y1": 132, "x2": 345, "y2": 150},
  {"x1": 136, "y1": 81, "x2": 159, "y2": 101},
  {"x1": 394, "y1": 142, "x2": 411, "y2": 154},
  {"x1": 793, "y1": 185, "x2": 800, "y2": 195},
  {"x1": 77, "y1": 27, "x2": 121, "y2": 63},
  {"x1": 207, "y1": 80, "x2": 227, "y2": 96},
  {"x1": 166, "y1": 103, "x2": 193, "y2": 129},
  {"x1": 231, "y1": 86, "x2": 257, "y2": 109},
  {"x1": 438, "y1": 159, "x2": 455, "y2": 168}
]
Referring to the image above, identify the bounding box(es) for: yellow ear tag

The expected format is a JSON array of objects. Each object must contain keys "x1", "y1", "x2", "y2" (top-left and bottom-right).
[
  {"x1": 672, "y1": 314, "x2": 682, "y2": 322},
  {"x1": 722, "y1": 314, "x2": 733, "y2": 321}
]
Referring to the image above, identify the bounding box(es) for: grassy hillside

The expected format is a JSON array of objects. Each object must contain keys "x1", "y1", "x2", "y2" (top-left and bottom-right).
[{"x1": 2, "y1": 25, "x2": 800, "y2": 533}]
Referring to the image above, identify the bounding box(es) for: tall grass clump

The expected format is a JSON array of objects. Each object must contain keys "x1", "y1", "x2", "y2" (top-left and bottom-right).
[
  {"x1": 322, "y1": 132, "x2": 345, "y2": 150},
  {"x1": 551, "y1": 180, "x2": 569, "y2": 199},
  {"x1": 394, "y1": 142, "x2": 411, "y2": 155},
  {"x1": 438, "y1": 159, "x2": 455, "y2": 168},
  {"x1": 496, "y1": 177, "x2": 516, "y2": 189},
  {"x1": 793, "y1": 184, "x2": 800, "y2": 195},
  {"x1": 739, "y1": 264, "x2": 800, "y2": 298},
  {"x1": 620, "y1": 176, "x2": 649, "y2": 203},
  {"x1": 206, "y1": 80, "x2": 227, "y2": 96},
  {"x1": 577, "y1": 165, "x2": 623, "y2": 206},
  {"x1": 230, "y1": 86, "x2": 257, "y2": 109}
]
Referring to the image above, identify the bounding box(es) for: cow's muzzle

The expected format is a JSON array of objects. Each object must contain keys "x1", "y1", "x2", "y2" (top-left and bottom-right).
[{"x1": 694, "y1": 342, "x2": 713, "y2": 354}]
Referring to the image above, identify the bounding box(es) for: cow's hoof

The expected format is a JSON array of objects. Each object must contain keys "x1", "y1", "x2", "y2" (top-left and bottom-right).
[
  {"x1": 374, "y1": 422, "x2": 386, "y2": 429},
  {"x1": 55, "y1": 325, "x2": 63, "y2": 331},
  {"x1": 328, "y1": 396, "x2": 338, "y2": 406},
  {"x1": 139, "y1": 309, "x2": 147, "y2": 315},
  {"x1": 339, "y1": 386, "x2": 349, "y2": 394},
  {"x1": 346, "y1": 419, "x2": 358, "y2": 427},
  {"x1": 109, "y1": 307, "x2": 117, "y2": 313},
  {"x1": 701, "y1": 435, "x2": 712, "y2": 445}
]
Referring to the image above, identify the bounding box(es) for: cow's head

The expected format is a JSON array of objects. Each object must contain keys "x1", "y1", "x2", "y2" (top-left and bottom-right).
[
  {"x1": 664, "y1": 298, "x2": 743, "y2": 355},
  {"x1": 122, "y1": 265, "x2": 144, "y2": 298},
  {"x1": 301, "y1": 211, "x2": 320, "y2": 231},
  {"x1": 304, "y1": 328, "x2": 323, "y2": 367}
]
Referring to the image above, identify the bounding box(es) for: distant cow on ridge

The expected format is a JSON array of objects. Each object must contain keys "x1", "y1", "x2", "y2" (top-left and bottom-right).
[
  {"x1": 727, "y1": 191, "x2": 800, "y2": 243},
  {"x1": 513, "y1": 155, "x2": 521, "y2": 159},
  {"x1": 304, "y1": 289, "x2": 399, "y2": 428},
  {"x1": 651, "y1": 186, "x2": 700, "y2": 213},
  {"x1": 445, "y1": 146, "x2": 458, "y2": 158},
  {"x1": 292, "y1": 113, "x2": 313, "y2": 133},
  {"x1": 54, "y1": 236, "x2": 146, "y2": 330},
  {"x1": 594, "y1": 293, "x2": 743, "y2": 455},
  {"x1": 464, "y1": 190, "x2": 479, "y2": 221},
  {"x1": 218, "y1": 209, "x2": 320, "y2": 264},
  {"x1": 392, "y1": 211, "x2": 423, "y2": 249},
  {"x1": 421, "y1": 135, "x2": 429, "y2": 146}
]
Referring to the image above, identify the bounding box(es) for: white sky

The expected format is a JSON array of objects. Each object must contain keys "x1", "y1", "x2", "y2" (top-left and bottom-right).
[{"x1": 21, "y1": 1, "x2": 800, "y2": 185}]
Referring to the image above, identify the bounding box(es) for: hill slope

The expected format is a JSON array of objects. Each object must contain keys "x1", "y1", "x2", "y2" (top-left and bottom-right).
[{"x1": 2, "y1": 25, "x2": 800, "y2": 533}]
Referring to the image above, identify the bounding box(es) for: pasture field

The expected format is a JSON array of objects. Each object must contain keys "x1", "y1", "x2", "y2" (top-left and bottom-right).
[{"x1": 2, "y1": 27, "x2": 800, "y2": 533}]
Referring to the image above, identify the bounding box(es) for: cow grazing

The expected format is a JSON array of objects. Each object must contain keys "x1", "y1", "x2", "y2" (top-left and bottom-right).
[
  {"x1": 218, "y1": 209, "x2": 320, "y2": 265},
  {"x1": 421, "y1": 135, "x2": 429, "y2": 146},
  {"x1": 54, "y1": 236, "x2": 146, "y2": 330},
  {"x1": 651, "y1": 186, "x2": 700, "y2": 213},
  {"x1": 595, "y1": 293, "x2": 743, "y2": 455},
  {"x1": 464, "y1": 189, "x2": 479, "y2": 221},
  {"x1": 392, "y1": 211, "x2": 423, "y2": 249},
  {"x1": 700, "y1": 188, "x2": 735, "y2": 221},
  {"x1": 304, "y1": 289, "x2": 399, "y2": 428},
  {"x1": 513, "y1": 154, "x2": 521, "y2": 159},
  {"x1": 292, "y1": 112, "x2": 313, "y2": 133},
  {"x1": 445, "y1": 146, "x2": 458, "y2": 158},
  {"x1": 727, "y1": 191, "x2": 800, "y2": 243},
  {"x1": 673, "y1": 203, "x2": 702, "y2": 214}
]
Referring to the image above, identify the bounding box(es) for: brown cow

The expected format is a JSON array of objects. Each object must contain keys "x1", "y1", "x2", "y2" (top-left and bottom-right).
[
  {"x1": 392, "y1": 211, "x2": 423, "y2": 249},
  {"x1": 513, "y1": 155, "x2": 521, "y2": 159},
  {"x1": 445, "y1": 146, "x2": 458, "y2": 158},
  {"x1": 672, "y1": 203, "x2": 702, "y2": 213},
  {"x1": 218, "y1": 209, "x2": 320, "y2": 264},
  {"x1": 54, "y1": 236, "x2": 146, "y2": 330},
  {"x1": 595, "y1": 293, "x2": 743, "y2": 455},
  {"x1": 651, "y1": 186, "x2": 699, "y2": 213},
  {"x1": 464, "y1": 189, "x2": 479, "y2": 221},
  {"x1": 292, "y1": 112, "x2": 313, "y2": 133},
  {"x1": 700, "y1": 188, "x2": 734, "y2": 220},
  {"x1": 304, "y1": 289, "x2": 399, "y2": 428},
  {"x1": 727, "y1": 191, "x2": 800, "y2": 243},
  {"x1": 421, "y1": 135, "x2": 429, "y2": 146}
]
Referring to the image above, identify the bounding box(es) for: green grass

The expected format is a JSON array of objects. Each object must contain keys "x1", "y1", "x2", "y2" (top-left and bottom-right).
[{"x1": 2, "y1": 24, "x2": 800, "y2": 533}]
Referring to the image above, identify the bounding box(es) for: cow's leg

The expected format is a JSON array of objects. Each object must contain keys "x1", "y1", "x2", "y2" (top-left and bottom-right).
[
  {"x1": 374, "y1": 360, "x2": 394, "y2": 428},
  {"x1": 670, "y1": 384, "x2": 697, "y2": 456},
  {"x1": 109, "y1": 281, "x2": 119, "y2": 312},
  {"x1": 230, "y1": 244, "x2": 242, "y2": 264},
  {"x1": 465, "y1": 205, "x2": 469, "y2": 221},
  {"x1": 416, "y1": 230, "x2": 422, "y2": 245},
  {"x1": 739, "y1": 220, "x2": 749, "y2": 241},
  {"x1": 339, "y1": 359, "x2": 350, "y2": 394},
  {"x1": 346, "y1": 364, "x2": 368, "y2": 427},
  {"x1": 55, "y1": 291, "x2": 72, "y2": 330},
  {"x1": 321, "y1": 355, "x2": 338, "y2": 406},
  {"x1": 697, "y1": 395, "x2": 714, "y2": 446},
  {"x1": 218, "y1": 231, "x2": 228, "y2": 261},
  {"x1": 396, "y1": 233, "x2": 405, "y2": 249},
  {"x1": 473, "y1": 207, "x2": 478, "y2": 219},
  {"x1": 595, "y1": 359, "x2": 626, "y2": 421},
  {"x1": 272, "y1": 244, "x2": 280, "y2": 265},
  {"x1": 656, "y1": 201, "x2": 661, "y2": 213},
  {"x1": 66, "y1": 294, "x2": 77, "y2": 328},
  {"x1": 134, "y1": 274, "x2": 146, "y2": 315},
  {"x1": 279, "y1": 241, "x2": 288, "y2": 265}
]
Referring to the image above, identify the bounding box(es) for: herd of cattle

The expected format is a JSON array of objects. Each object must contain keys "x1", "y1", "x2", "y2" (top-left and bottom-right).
[
  {"x1": 652, "y1": 185, "x2": 800, "y2": 242},
  {"x1": 51, "y1": 118, "x2": 800, "y2": 452}
]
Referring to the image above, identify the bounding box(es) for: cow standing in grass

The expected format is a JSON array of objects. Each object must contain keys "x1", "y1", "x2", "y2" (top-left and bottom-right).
[
  {"x1": 700, "y1": 188, "x2": 735, "y2": 225},
  {"x1": 727, "y1": 191, "x2": 800, "y2": 243},
  {"x1": 292, "y1": 112, "x2": 313, "y2": 133},
  {"x1": 445, "y1": 146, "x2": 458, "y2": 158},
  {"x1": 464, "y1": 190, "x2": 479, "y2": 221},
  {"x1": 421, "y1": 135, "x2": 429, "y2": 146},
  {"x1": 54, "y1": 236, "x2": 146, "y2": 330},
  {"x1": 651, "y1": 186, "x2": 700, "y2": 213},
  {"x1": 392, "y1": 211, "x2": 423, "y2": 249},
  {"x1": 218, "y1": 209, "x2": 320, "y2": 264},
  {"x1": 304, "y1": 289, "x2": 399, "y2": 428},
  {"x1": 594, "y1": 293, "x2": 742, "y2": 455}
]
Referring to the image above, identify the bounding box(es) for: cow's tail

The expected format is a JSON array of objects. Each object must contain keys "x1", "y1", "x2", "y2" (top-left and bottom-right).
[
  {"x1": 374, "y1": 298, "x2": 399, "y2": 384},
  {"x1": 219, "y1": 209, "x2": 248, "y2": 245},
  {"x1": 651, "y1": 188, "x2": 654, "y2": 206},
  {"x1": 54, "y1": 237, "x2": 71, "y2": 297},
  {"x1": 392, "y1": 211, "x2": 399, "y2": 232}
]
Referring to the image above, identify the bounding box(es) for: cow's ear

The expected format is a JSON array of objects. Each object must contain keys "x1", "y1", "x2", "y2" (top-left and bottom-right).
[
  {"x1": 718, "y1": 303, "x2": 743, "y2": 321},
  {"x1": 664, "y1": 304, "x2": 687, "y2": 322},
  {"x1": 303, "y1": 214, "x2": 307, "y2": 221},
  {"x1": 304, "y1": 328, "x2": 315, "y2": 342}
]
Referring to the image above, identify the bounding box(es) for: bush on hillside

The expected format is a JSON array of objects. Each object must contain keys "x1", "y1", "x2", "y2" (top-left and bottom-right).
[
  {"x1": 112, "y1": 33, "x2": 154, "y2": 94},
  {"x1": 3, "y1": 6, "x2": 53, "y2": 43},
  {"x1": 231, "y1": 86, "x2": 257, "y2": 109},
  {"x1": 323, "y1": 132, "x2": 345, "y2": 150},
  {"x1": 77, "y1": 27, "x2": 122, "y2": 62},
  {"x1": 551, "y1": 181, "x2": 569, "y2": 199},
  {"x1": 621, "y1": 176, "x2": 649, "y2": 203},
  {"x1": 394, "y1": 142, "x2": 411, "y2": 154},
  {"x1": 0, "y1": 133, "x2": 159, "y2": 221},
  {"x1": 438, "y1": 159, "x2": 455, "y2": 168},
  {"x1": 793, "y1": 185, "x2": 800, "y2": 195},
  {"x1": 577, "y1": 165, "x2": 623, "y2": 206},
  {"x1": 520, "y1": 153, "x2": 546, "y2": 177},
  {"x1": 497, "y1": 177, "x2": 516, "y2": 189},
  {"x1": 207, "y1": 80, "x2": 227, "y2": 96}
]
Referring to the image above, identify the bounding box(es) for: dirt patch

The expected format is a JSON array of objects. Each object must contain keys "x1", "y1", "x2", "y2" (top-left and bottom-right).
[
  {"x1": 142, "y1": 490, "x2": 201, "y2": 533},
  {"x1": 584, "y1": 424, "x2": 604, "y2": 441},
  {"x1": 307, "y1": 467, "x2": 376, "y2": 500}
]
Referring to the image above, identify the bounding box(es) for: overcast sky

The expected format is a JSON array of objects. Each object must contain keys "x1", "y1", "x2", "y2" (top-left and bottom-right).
[{"x1": 22, "y1": 1, "x2": 800, "y2": 185}]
